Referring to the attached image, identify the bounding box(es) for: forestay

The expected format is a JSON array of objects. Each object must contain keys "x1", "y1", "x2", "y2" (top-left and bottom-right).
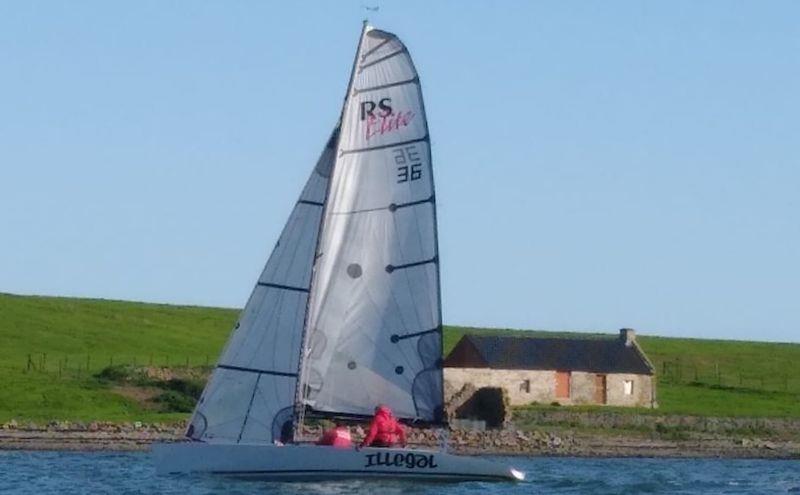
[
  {"x1": 186, "y1": 129, "x2": 337, "y2": 444},
  {"x1": 300, "y1": 26, "x2": 444, "y2": 423}
]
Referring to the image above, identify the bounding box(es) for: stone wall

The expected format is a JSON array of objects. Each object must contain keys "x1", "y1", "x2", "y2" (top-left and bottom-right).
[
  {"x1": 444, "y1": 368, "x2": 654, "y2": 408},
  {"x1": 512, "y1": 409, "x2": 800, "y2": 436},
  {"x1": 607, "y1": 373, "x2": 653, "y2": 407},
  {"x1": 445, "y1": 368, "x2": 553, "y2": 406}
]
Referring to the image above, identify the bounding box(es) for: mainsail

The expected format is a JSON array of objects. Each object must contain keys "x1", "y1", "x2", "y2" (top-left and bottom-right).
[
  {"x1": 299, "y1": 25, "x2": 444, "y2": 423},
  {"x1": 187, "y1": 129, "x2": 337, "y2": 443}
]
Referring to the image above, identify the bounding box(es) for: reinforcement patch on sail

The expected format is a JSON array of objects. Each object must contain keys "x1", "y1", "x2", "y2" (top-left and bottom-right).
[
  {"x1": 301, "y1": 27, "x2": 444, "y2": 423},
  {"x1": 187, "y1": 130, "x2": 337, "y2": 444}
]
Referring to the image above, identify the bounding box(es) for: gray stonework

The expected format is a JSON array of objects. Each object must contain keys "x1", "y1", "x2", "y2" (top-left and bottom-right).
[
  {"x1": 606, "y1": 372, "x2": 654, "y2": 407},
  {"x1": 444, "y1": 367, "x2": 655, "y2": 408}
]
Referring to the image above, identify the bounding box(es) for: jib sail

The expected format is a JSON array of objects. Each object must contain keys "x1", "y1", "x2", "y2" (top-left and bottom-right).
[{"x1": 186, "y1": 129, "x2": 337, "y2": 443}]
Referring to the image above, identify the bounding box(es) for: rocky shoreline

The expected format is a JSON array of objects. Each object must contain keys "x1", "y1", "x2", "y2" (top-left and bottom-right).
[{"x1": 1, "y1": 420, "x2": 797, "y2": 459}]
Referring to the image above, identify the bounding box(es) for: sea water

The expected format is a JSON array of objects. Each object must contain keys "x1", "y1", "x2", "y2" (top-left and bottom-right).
[{"x1": 0, "y1": 451, "x2": 798, "y2": 494}]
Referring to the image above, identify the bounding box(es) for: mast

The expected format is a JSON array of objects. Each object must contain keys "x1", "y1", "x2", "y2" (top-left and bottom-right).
[{"x1": 292, "y1": 21, "x2": 370, "y2": 442}]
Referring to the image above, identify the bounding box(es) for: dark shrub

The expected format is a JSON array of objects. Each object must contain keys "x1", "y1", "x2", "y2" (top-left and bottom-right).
[{"x1": 153, "y1": 391, "x2": 196, "y2": 413}]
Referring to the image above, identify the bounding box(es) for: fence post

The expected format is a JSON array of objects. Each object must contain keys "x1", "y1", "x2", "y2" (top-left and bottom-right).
[{"x1": 27, "y1": 354, "x2": 32, "y2": 372}]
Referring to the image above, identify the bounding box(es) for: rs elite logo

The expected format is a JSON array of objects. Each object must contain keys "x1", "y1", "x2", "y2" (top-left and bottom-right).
[{"x1": 360, "y1": 97, "x2": 415, "y2": 141}]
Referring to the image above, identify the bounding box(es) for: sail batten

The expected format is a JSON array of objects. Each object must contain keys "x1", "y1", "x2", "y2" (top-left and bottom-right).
[{"x1": 341, "y1": 135, "x2": 430, "y2": 155}]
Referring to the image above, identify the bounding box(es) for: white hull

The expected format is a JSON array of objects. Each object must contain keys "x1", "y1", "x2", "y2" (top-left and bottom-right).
[{"x1": 152, "y1": 442, "x2": 525, "y2": 482}]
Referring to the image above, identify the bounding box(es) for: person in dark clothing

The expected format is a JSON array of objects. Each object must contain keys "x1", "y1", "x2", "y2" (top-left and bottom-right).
[{"x1": 361, "y1": 405, "x2": 406, "y2": 448}]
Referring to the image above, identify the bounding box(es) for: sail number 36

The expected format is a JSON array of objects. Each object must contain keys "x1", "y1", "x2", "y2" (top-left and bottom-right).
[{"x1": 394, "y1": 145, "x2": 422, "y2": 183}]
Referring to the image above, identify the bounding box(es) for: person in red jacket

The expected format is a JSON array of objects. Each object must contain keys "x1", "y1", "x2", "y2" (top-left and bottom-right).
[
  {"x1": 316, "y1": 423, "x2": 353, "y2": 448},
  {"x1": 361, "y1": 405, "x2": 406, "y2": 448}
]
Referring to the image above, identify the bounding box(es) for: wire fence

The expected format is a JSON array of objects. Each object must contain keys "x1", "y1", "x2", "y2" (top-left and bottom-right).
[
  {"x1": 20, "y1": 353, "x2": 215, "y2": 378},
  {"x1": 17, "y1": 353, "x2": 799, "y2": 395},
  {"x1": 655, "y1": 357, "x2": 797, "y2": 393}
]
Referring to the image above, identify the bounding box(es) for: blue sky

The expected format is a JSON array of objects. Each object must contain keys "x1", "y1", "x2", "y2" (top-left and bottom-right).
[{"x1": 1, "y1": 2, "x2": 798, "y2": 342}]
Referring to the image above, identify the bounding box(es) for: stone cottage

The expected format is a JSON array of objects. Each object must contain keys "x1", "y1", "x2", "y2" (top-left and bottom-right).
[{"x1": 444, "y1": 329, "x2": 656, "y2": 409}]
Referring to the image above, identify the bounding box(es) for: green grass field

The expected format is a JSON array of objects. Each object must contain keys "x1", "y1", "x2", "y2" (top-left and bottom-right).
[{"x1": 2, "y1": 292, "x2": 799, "y2": 422}]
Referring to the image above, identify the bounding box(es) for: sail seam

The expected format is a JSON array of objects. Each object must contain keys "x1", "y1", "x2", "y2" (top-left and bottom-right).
[
  {"x1": 340, "y1": 135, "x2": 429, "y2": 156},
  {"x1": 360, "y1": 37, "x2": 392, "y2": 61},
  {"x1": 353, "y1": 77, "x2": 418, "y2": 94},
  {"x1": 256, "y1": 282, "x2": 310, "y2": 293},
  {"x1": 218, "y1": 364, "x2": 298, "y2": 377},
  {"x1": 385, "y1": 256, "x2": 438, "y2": 273},
  {"x1": 330, "y1": 195, "x2": 434, "y2": 216},
  {"x1": 297, "y1": 199, "x2": 324, "y2": 207},
  {"x1": 391, "y1": 326, "x2": 441, "y2": 342},
  {"x1": 237, "y1": 374, "x2": 261, "y2": 443},
  {"x1": 358, "y1": 48, "x2": 406, "y2": 71}
]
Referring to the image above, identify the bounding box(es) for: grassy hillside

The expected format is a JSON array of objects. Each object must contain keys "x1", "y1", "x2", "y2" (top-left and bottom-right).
[
  {"x1": 0, "y1": 293, "x2": 236, "y2": 423},
  {"x1": 2, "y1": 293, "x2": 799, "y2": 422}
]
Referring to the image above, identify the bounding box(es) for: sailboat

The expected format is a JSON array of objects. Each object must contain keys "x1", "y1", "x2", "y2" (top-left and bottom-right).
[{"x1": 153, "y1": 23, "x2": 525, "y2": 482}]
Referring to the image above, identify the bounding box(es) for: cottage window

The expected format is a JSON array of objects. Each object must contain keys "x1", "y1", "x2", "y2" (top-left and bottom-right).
[
  {"x1": 520, "y1": 379, "x2": 531, "y2": 393},
  {"x1": 623, "y1": 380, "x2": 634, "y2": 396}
]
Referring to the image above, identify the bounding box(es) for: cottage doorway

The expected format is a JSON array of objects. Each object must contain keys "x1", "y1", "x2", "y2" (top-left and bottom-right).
[
  {"x1": 555, "y1": 371, "x2": 571, "y2": 399},
  {"x1": 594, "y1": 374, "x2": 607, "y2": 404}
]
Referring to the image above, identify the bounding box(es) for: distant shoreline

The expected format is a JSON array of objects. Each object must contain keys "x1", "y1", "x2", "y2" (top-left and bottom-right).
[{"x1": 1, "y1": 425, "x2": 797, "y2": 460}]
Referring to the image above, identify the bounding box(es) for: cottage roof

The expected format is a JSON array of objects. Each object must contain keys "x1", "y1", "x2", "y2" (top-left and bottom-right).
[{"x1": 444, "y1": 334, "x2": 654, "y2": 375}]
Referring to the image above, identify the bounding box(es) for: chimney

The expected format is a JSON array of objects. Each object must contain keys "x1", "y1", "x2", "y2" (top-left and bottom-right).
[{"x1": 619, "y1": 328, "x2": 636, "y2": 347}]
